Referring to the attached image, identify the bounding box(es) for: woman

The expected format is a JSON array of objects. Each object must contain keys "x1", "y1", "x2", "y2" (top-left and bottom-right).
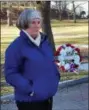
[{"x1": 4, "y1": 9, "x2": 60, "y2": 110}]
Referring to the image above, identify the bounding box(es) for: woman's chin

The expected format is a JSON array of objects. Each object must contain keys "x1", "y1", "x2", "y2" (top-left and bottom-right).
[{"x1": 34, "y1": 32, "x2": 39, "y2": 36}]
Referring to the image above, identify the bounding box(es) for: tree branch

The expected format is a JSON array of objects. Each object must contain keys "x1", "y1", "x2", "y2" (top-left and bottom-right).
[{"x1": 74, "y1": 2, "x2": 87, "y2": 10}]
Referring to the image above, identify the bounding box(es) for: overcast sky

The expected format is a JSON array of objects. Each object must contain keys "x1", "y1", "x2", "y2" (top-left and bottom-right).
[{"x1": 51, "y1": 1, "x2": 88, "y2": 15}]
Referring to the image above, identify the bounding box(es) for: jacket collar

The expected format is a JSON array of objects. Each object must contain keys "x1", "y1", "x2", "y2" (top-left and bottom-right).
[
  {"x1": 22, "y1": 30, "x2": 41, "y2": 46},
  {"x1": 20, "y1": 30, "x2": 47, "y2": 46}
]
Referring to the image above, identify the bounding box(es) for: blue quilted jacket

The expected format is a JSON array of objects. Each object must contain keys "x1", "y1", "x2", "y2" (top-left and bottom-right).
[{"x1": 4, "y1": 31, "x2": 60, "y2": 102}]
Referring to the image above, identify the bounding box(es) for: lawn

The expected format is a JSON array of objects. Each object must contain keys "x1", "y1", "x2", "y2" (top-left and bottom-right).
[{"x1": 54, "y1": 36, "x2": 88, "y2": 45}]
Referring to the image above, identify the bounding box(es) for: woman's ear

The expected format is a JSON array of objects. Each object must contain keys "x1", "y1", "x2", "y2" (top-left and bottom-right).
[{"x1": 24, "y1": 24, "x2": 29, "y2": 30}]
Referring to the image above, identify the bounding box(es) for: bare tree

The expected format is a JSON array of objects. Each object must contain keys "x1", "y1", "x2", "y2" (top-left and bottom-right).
[
  {"x1": 55, "y1": 1, "x2": 62, "y2": 20},
  {"x1": 55, "y1": 1, "x2": 87, "y2": 22},
  {"x1": 72, "y1": 1, "x2": 87, "y2": 23},
  {"x1": 72, "y1": 1, "x2": 76, "y2": 23},
  {"x1": 80, "y1": 11, "x2": 86, "y2": 18},
  {"x1": 7, "y1": 2, "x2": 13, "y2": 26},
  {"x1": 54, "y1": 1, "x2": 70, "y2": 20}
]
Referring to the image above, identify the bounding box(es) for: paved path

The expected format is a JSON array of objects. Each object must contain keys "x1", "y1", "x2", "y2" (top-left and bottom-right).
[
  {"x1": 53, "y1": 83, "x2": 88, "y2": 110},
  {"x1": 1, "y1": 83, "x2": 88, "y2": 110}
]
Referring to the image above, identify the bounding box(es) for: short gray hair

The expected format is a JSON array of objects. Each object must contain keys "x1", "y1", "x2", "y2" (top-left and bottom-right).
[{"x1": 16, "y1": 9, "x2": 42, "y2": 30}]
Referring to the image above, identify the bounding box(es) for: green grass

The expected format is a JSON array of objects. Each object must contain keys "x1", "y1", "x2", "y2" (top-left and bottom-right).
[
  {"x1": 52, "y1": 26, "x2": 88, "y2": 34},
  {"x1": 54, "y1": 36, "x2": 88, "y2": 45},
  {"x1": 1, "y1": 71, "x2": 88, "y2": 96},
  {"x1": 1, "y1": 86, "x2": 14, "y2": 96},
  {"x1": 60, "y1": 71, "x2": 88, "y2": 81},
  {"x1": 51, "y1": 19, "x2": 88, "y2": 24}
]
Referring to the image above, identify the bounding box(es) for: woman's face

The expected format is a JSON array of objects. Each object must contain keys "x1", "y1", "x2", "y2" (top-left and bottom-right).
[{"x1": 27, "y1": 18, "x2": 41, "y2": 38}]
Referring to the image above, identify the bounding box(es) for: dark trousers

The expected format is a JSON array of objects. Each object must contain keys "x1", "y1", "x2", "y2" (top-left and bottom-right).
[{"x1": 16, "y1": 97, "x2": 53, "y2": 110}]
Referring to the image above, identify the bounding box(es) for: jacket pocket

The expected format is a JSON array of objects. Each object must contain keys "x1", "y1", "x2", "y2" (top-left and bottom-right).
[{"x1": 29, "y1": 80, "x2": 33, "y2": 86}]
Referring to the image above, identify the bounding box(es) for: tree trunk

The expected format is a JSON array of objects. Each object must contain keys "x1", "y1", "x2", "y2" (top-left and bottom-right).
[
  {"x1": 37, "y1": 1, "x2": 56, "y2": 53},
  {"x1": 7, "y1": 2, "x2": 13, "y2": 26},
  {"x1": 59, "y1": 1, "x2": 62, "y2": 21},
  {"x1": 56, "y1": 1, "x2": 62, "y2": 21},
  {"x1": 72, "y1": 1, "x2": 76, "y2": 23},
  {"x1": 67, "y1": 12, "x2": 70, "y2": 20},
  {"x1": 59, "y1": 11, "x2": 62, "y2": 21}
]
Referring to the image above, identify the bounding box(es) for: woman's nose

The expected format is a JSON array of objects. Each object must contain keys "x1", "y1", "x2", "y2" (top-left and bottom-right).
[
  {"x1": 36, "y1": 21, "x2": 40, "y2": 26},
  {"x1": 35, "y1": 23, "x2": 39, "y2": 26}
]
